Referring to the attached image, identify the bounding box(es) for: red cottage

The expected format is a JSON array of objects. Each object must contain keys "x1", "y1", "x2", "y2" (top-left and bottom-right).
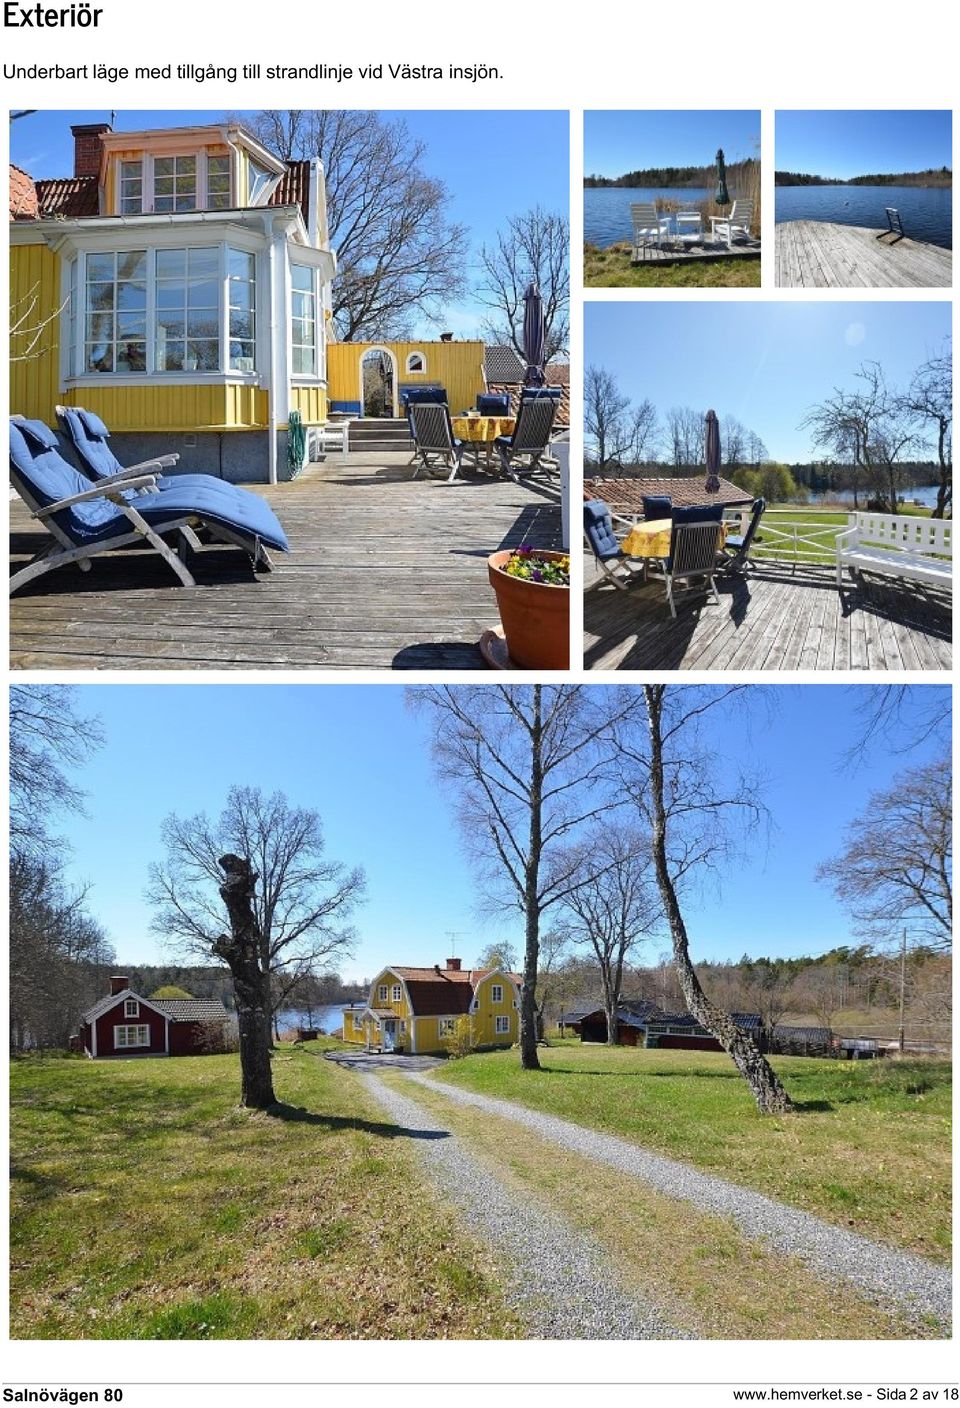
[{"x1": 78, "y1": 975, "x2": 235, "y2": 1059}]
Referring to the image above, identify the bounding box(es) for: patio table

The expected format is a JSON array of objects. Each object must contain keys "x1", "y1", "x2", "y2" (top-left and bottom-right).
[
  {"x1": 621, "y1": 517, "x2": 729, "y2": 561},
  {"x1": 451, "y1": 414, "x2": 516, "y2": 469}
]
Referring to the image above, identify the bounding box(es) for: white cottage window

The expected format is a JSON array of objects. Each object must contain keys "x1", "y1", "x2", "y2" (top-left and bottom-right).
[
  {"x1": 154, "y1": 154, "x2": 197, "y2": 212},
  {"x1": 207, "y1": 155, "x2": 232, "y2": 210},
  {"x1": 291, "y1": 264, "x2": 317, "y2": 375},
  {"x1": 115, "y1": 1024, "x2": 150, "y2": 1048},
  {"x1": 84, "y1": 250, "x2": 147, "y2": 373},
  {"x1": 392, "y1": 984, "x2": 402, "y2": 1004},
  {"x1": 491, "y1": 984, "x2": 503, "y2": 1004},
  {"x1": 124, "y1": 998, "x2": 139, "y2": 1017},
  {"x1": 405, "y1": 351, "x2": 426, "y2": 374},
  {"x1": 495, "y1": 1016, "x2": 510, "y2": 1034},
  {"x1": 119, "y1": 160, "x2": 143, "y2": 214}
]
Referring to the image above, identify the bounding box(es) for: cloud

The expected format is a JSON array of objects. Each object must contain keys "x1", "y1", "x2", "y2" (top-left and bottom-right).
[{"x1": 844, "y1": 321, "x2": 867, "y2": 347}]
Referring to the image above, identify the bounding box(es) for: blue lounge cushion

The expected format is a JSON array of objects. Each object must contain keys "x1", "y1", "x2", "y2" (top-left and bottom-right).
[
  {"x1": 584, "y1": 499, "x2": 622, "y2": 562},
  {"x1": 641, "y1": 493, "x2": 672, "y2": 521},
  {"x1": 77, "y1": 407, "x2": 111, "y2": 440},
  {"x1": 17, "y1": 418, "x2": 59, "y2": 450},
  {"x1": 58, "y1": 406, "x2": 231, "y2": 497},
  {"x1": 10, "y1": 419, "x2": 289, "y2": 555}
]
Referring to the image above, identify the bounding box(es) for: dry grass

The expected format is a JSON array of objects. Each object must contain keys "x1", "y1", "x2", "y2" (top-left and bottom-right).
[
  {"x1": 397, "y1": 1076, "x2": 938, "y2": 1340},
  {"x1": 10, "y1": 1048, "x2": 520, "y2": 1340}
]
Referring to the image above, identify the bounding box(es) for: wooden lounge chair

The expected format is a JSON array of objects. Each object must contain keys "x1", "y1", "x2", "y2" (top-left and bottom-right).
[
  {"x1": 56, "y1": 405, "x2": 210, "y2": 493},
  {"x1": 409, "y1": 402, "x2": 464, "y2": 483},
  {"x1": 630, "y1": 202, "x2": 670, "y2": 260},
  {"x1": 9, "y1": 418, "x2": 288, "y2": 594},
  {"x1": 710, "y1": 199, "x2": 755, "y2": 248}
]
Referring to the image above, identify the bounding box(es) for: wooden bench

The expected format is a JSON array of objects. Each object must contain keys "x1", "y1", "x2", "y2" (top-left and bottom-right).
[
  {"x1": 309, "y1": 420, "x2": 351, "y2": 458},
  {"x1": 836, "y1": 511, "x2": 952, "y2": 594}
]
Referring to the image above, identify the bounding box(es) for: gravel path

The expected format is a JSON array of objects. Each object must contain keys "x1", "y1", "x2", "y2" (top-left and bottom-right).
[
  {"x1": 407, "y1": 1071, "x2": 952, "y2": 1333},
  {"x1": 359, "y1": 1071, "x2": 684, "y2": 1340}
]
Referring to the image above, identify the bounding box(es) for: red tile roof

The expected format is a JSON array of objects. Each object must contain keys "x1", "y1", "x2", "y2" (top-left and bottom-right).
[
  {"x1": 34, "y1": 175, "x2": 99, "y2": 219},
  {"x1": 584, "y1": 475, "x2": 753, "y2": 510},
  {"x1": 269, "y1": 160, "x2": 310, "y2": 226},
  {"x1": 9, "y1": 164, "x2": 38, "y2": 220},
  {"x1": 388, "y1": 964, "x2": 522, "y2": 1017},
  {"x1": 487, "y1": 381, "x2": 570, "y2": 430}
]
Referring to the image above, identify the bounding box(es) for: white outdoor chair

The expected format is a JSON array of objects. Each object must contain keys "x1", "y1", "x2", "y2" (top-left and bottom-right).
[
  {"x1": 675, "y1": 203, "x2": 703, "y2": 245},
  {"x1": 710, "y1": 199, "x2": 754, "y2": 248},
  {"x1": 631, "y1": 202, "x2": 670, "y2": 260}
]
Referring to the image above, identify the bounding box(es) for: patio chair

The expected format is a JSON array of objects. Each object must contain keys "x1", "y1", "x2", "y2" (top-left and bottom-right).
[
  {"x1": 9, "y1": 417, "x2": 289, "y2": 595},
  {"x1": 710, "y1": 199, "x2": 755, "y2": 248},
  {"x1": 55, "y1": 405, "x2": 213, "y2": 493},
  {"x1": 631, "y1": 202, "x2": 670, "y2": 260},
  {"x1": 494, "y1": 394, "x2": 558, "y2": 481},
  {"x1": 476, "y1": 393, "x2": 511, "y2": 416},
  {"x1": 409, "y1": 402, "x2": 464, "y2": 483},
  {"x1": 640, "y1": 493, "x2": 672, "y2": 522},
  {"x1": 718, "y1": 497, "x2": 765, "y2": 574},
  {"x1": 583, "y1": 499, "x2": 642, "y2": 591},
  {"x1": 675, "y1": 202, "x2": 703, "y2": 245},
  {"x1": 661, "y1": 504, "x2": 724, "y2": 617}
]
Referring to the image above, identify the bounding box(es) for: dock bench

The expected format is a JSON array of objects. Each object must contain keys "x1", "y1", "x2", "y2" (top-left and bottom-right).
[{"x1": 836, "y1": 511, "x2": 952, "y2": 594}]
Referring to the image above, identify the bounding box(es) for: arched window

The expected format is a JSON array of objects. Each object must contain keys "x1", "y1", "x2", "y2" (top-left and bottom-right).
[{"x1": 405, "y1": 350, "x2": 426, "y2": 374}]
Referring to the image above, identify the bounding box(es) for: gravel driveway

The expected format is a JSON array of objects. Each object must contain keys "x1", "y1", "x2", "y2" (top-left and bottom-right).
[
  {"x1": 407, "y1": 1072, "x2": 951, "y2": 1334},
  {"x1": 359, "y1": 1070, "x2": 684, "y2": 1340}
]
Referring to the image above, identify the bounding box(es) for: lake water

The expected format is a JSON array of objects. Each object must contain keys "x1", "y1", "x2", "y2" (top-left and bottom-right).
[
  {"x1": 279, "y1": 1002, "x2": 353, "y2": 1034},
  {"x1": 775, "y1": 185, "x2": 952, "y2": 248},
  {"x1": 584, "y1": 186, "x2": 712, "y2": 247},
  {"x1": 807, "y1": 484, "x2": 941, "y2": 507}
]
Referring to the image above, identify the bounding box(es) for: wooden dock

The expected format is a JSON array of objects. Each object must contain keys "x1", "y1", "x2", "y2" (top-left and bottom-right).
[
  {"x1": 584, "y1": 559, "x2": 951, "y2": 672},
  {"x1": 775, "y1": 221, "x2": 952, "y2": 288},
  {"x1": 631, "y1": 240, "x2": 760, "y2": 265},
  {"x1": 9, "y1": 454, "x2": 562, "y2": 671}
]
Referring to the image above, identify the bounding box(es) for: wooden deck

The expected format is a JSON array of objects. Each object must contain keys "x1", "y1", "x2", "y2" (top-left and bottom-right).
[
  {"x1": 583, "y1": 559, "x2": 951, "y2": 672},
  {"x1": 632, "y1": 240, "x2": 760, "y2": 265},
  {"x1": 775, "y1": 221, "x2": 952, "y2": 288},
  {"x1": 9, "y1": 454, "x2": 562, "y2": 671}
]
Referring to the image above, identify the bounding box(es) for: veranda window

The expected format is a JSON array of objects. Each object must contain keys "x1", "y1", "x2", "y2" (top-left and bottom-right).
[
  {"x1": 291, "y1": 263, "x2": 317, "y2": 375},
  {"x1": 156, "y1": 247, "x2": 219, "y2": 371},
  {"x1": 85, "y1": 250, "x2": 147, "y2": 373},
  {"x1": 228, "y1": 248, "x2": 256, "y2": 370}
]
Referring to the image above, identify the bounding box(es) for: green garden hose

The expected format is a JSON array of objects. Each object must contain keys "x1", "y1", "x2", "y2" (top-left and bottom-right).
[{"x1": 287, "y1": 410, "x2": 306, "y2": 478}]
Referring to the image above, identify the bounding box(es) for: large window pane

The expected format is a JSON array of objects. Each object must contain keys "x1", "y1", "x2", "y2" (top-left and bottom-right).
[
  {"x1": 290, "y1": 263, "x2": 316, "y2": 375},
  {"x1": 156, "y1": 249, "x2": 186, "y2": 278}
]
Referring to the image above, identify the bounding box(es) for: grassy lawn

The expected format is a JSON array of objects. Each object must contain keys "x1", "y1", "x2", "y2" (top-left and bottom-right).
[
  {"x1": 398, "y1": 1074, "x2": 935, "y2": 1338},
  {"x1": 755, "y1": 503, "x2": 934, "y2": 565},
  {"x1": 429, "y1": 1045, "x2": 951, "y2": 1262},
  {"x1": 10, "y1": 1048, "x2": 519, "y2": 1340},
  {"x1": 584, "y1": 242, "x2": 761, "y2": 288}
]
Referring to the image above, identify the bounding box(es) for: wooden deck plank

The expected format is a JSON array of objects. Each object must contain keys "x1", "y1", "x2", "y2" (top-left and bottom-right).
[
  {"x1": 10, "y1": 454, "x2": 563, "y2": 672},
  {"x1": 583, "y1": 559, "x2": 951, "y2": 673},
  {"x1": 775, "y1": 221, "x2": 951, "y2": 288}
]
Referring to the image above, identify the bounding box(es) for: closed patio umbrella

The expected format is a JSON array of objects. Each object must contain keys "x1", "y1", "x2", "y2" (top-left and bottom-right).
[
  {"x1": 715, "y1": 148, "x2": 730, "y2": 208},
  {"x1": 705, "y1": 408, "x2": 721, "y2": 493},
  {"x1": 522, "y1": 281, "x2": 546, "y2": 387}
]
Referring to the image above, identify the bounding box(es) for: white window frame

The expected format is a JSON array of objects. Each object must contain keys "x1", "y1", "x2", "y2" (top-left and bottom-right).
[
  {"x1": 290, "y1": 261, "x2": 318, "y2": 378},
  {"x1": 491, "y1": 984, "x2": 503, "y2": 1004},
  {"x1": 405, "y1": 350, "x2": 426, "y2": 374},
  {"x1": 495, "y1": 1016, "x2": 511, "y2": 1035},
  {"x1": 114, "y1": 1023, "x2": 150, "y2": 1049},
  {"x1": 152, "y1": 153, "x2": 199, "y2": 213},
  {"x1": 124, "y1": 998, "x2": 140, "y2": 1018},
  {"x1": 378, "y1": 984, "x2": 388, "y2": 1003},
  {"x1": 119, "y1": 159, "x2": 144, "y2": 215},
  {"x1": 438, "y1": 1018, "x2": 457, "y2": 1037},
  {"x1": 392, "y1": 984, "x2": 402, "y2": 1004}
]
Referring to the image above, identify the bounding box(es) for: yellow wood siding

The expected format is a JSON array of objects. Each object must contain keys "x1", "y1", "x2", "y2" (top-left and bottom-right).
[
  {"x1": 10, "y1": 243, "x2": 62, "y2": 423},
  {"x1": 343, "y1": 1011, "x2": 367, "y2": 1045},
  {"x1": 327, "y1": 341, "x2": 486, "y2": 417},
  {"x1": 472, "y1": 973, "x2": 519, "y2": 1047},
  {"x1": 59, "y1": 383, "x2": 269, "y2": 432},
  {"x1": 289, "y1": 385, "x2": 327, "y2": 425},
  {"x1": 103, "y1": 142, "x2": 233, "y2": 216}
]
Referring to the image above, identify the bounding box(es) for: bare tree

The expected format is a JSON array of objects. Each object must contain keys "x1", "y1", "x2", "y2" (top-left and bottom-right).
[
  {"x1": 247, "y1": 110, "x2": 466, "y2": 340},
  {"x1": 10, "y1": 684, "x2": 103, "y2": 859},
  {"x1": 722, "y1": 415, "x2": 748, "y2": 472},
  {"x1": 840, "y1": 684, "x2": 951, "y2": 768},
  {"x1": 737, "y1": 957, "x2": 799, "y2": 1034},
  {"x1": 557, "y1": 830, "x2": 660, "y2": 1045},
  {"x1": 410, "y1": 686, "x2": 637, "y2": 1070},
  {"x1": 534, "y1": 928, "x2": 570, "y2": 1037},
  {"x1": 584, "y1": 365, "x2": 629, "y2": 468},
  {"x1": 899, "y1": 348, "x2": 952, "y2": 518},
  {"x1": 147, "y1": 785, "x2": 365, "y2": 1104},
  {"x1": 802, "y1": 363, "x2": 917, "y2": 513},
  {"x1": 621, "y1": 687, "x2": 793, "y2": 1114},
  {"x1": 665, "y1": 406, "x2": 704, "y2": 468},
  {"x1": 475, "y1": 940, "x2": 518, "y2": 971},
  {"x1": 818, "y1": 757, "x2": 951, "y2": 952},
  {"x1": 476, "y1": 207, "x2": 570, "y2": 362}
]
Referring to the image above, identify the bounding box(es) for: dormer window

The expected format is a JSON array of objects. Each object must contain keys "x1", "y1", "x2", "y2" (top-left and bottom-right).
[
  {"x1": 378, "y1": 984, "x2": 388, "y2": 1003},
  {"x1": 248, "y1": 157, "x2": 276, "y2": 206},
  {"x1": 491, "y1": 984, "x2": 503, "y2": 1004},
  {"x1": 207, "y1": 155, "x2": 231, "y2": 210},
  {"x1": 124, "y1": 997, "x2": 139, "y2": 1017},
  {"x1": 405, "y1": 351, "x2": 426, "y2": 374},
  {"x1": 119, "y1": 161, "x2": 143, "y2": 215},
  {"x1": 392, "y1": 984, "x2": 402, "y2": 1004},
  {"x1": 154, "y1": 154, "x2": 197, "y2": 213}
]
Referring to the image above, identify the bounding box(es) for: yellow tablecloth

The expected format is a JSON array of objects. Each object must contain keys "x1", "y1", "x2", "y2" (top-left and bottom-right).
[
  {"x1": 451, "y1": 415, "x2": 516, "y2": 443},
  {"x1": 621, "y1": 517, "x2": 729, "y2": 560}
]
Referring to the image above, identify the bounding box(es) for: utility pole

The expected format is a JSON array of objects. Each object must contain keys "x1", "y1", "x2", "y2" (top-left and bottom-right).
[{"x1": 897, "y1": 929, "x2": 907, "y2": 1055}]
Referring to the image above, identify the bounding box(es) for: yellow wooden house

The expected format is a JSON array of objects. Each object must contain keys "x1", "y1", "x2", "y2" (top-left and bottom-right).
[
  {"x1": 343, "y1": 958, "x2": 521, "y2": 1054},
  {"x1": 10, "y1": 119, "x2": 336, "y2": 483}
]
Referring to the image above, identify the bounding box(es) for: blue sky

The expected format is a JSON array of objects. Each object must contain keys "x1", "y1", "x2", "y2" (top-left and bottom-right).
[
  {"x1": 9, "y1": 109, "x2": 569, "y2": 339},
  {"x1": 776, "y1": 110, "x2": 952, "y2": 179},
  {"x1": 584, "y1": 110, "x2": 760, "y2": 179},
  {"x1": 51, "y1": 684, "x2": 948, "y2": 982},
  {"x1": 585, "y1": 301, "x2": 951, "y2": 463}
]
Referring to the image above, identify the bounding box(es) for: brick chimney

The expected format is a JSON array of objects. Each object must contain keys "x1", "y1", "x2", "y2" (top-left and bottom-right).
[
  {"x1": 109, "y1": 974, "x2": 130, "y2": 996},
  {"x1": 446, "y1": 957, "x2": 462, "y2": 971},
  {"x1": 71, "y1": 122, "x2": 110, "y2": 179}
]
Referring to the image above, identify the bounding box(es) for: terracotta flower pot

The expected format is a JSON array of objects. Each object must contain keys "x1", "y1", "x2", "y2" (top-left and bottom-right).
[{"x1": 487, "y1": 550, "x2": 570, "y2": 670}]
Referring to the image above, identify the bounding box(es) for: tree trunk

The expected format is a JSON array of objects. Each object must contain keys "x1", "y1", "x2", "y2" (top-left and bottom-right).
[
  {"x1": 645, "y1": 692, "x2": 793, "y2": 1116},
  {"x1": 520, "y1": 688, "x2": 544, "y2": 1071},
  {"x1": 214, "y1": 853, "x2": 277, "y2": 1109},
  {"x1": 934, "y1": 420, "x2": 950, "y2": 519}
]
